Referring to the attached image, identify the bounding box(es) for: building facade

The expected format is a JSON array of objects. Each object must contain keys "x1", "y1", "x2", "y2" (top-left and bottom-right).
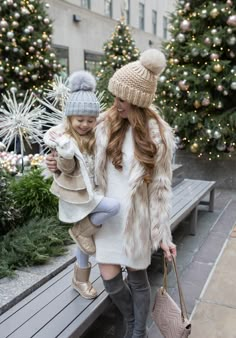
[{"x1": 44, "y1": 0, "x2": 176, "y2": 75}]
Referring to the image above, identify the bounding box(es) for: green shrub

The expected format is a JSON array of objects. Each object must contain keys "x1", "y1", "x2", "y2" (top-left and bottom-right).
[
  {"x1": 0, "y1": 216, "x2": 72, "y2": 278},
  {"x1": 10, "y1": 168, "x2": 58, "y2": 222},
  {"x1": 0, "y1": 169, "x2": 22, "y2": 235}
]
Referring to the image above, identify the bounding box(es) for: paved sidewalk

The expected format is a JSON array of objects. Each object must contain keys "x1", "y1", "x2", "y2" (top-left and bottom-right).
[{"x1": 190, "y1": 235, "x2": 236, "y2": 338}]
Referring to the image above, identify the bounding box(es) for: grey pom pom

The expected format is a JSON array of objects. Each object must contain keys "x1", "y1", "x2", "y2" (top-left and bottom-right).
[{"x1": 69, "y1": 70, "x2": 96, "y2": 93}]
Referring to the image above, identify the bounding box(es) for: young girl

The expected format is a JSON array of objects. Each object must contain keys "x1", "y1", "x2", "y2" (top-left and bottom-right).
[{"x1": 44, "y1": 70, "x2": 120, "y2": 299}]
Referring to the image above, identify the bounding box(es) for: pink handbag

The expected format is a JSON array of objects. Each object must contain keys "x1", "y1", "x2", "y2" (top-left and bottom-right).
[{"x1": 151, "y1": 256, "x2": 191, "y2": 338}]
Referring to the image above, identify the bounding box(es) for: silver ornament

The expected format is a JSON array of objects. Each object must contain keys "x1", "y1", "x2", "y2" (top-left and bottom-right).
[
  {"x1": 201, "y1": 9, "x2": 208, "y2": 18},
  {"x1": 202, "y1": 98, "x2": 210, "y2": 106},
  {"x1": 217, "y1": 85, "x2": 224, "y2": 92},
  {"x1": 213, "y1": 37, "x2": 222, "y2": 45},
  {"x1": 191, "y1": 48, "x2": 199, "y2": 56},
  {"x1": 231, "y1": 82, "x2": 236, "y2": 90},
  {"x1": 7, "y1": 31, "x2": 14, "y2": 39},
  {"x1": 180, "y1": 20, "x2": 191, "y2": 32},
  {"x1": 213, "y1": 130, "x2": 221, "y2": 139},
  {"x1": 159, "y1": 76, "x2": 166, "y2": 83},
  {"x1": 227, "y1": 36, "x2": 236, "y2": 46},
  {"x1": 216, "y1": 142, "x2": 226, "y2": 152},
  {"x1": 201, "y1": 49, "x2": 208, "y2": 57},
  {"x1": 176, "y1": 33, "x2": 185, "y2": 43},
  {"x1": 204, "y1": 37, "x2": 211, "y2": 45},
  {"x1": 227, "y1": 15, "x2": 236, "y2": 27},
  {"x1": 210, "y1": 53, "x2": 219, "y2": 60},
  {"x1": 206, "y1": 129, "x2": 212, "y2": 138},
  {"x1": 211, "y1": 29, "x2": 217, "y2": 35}
]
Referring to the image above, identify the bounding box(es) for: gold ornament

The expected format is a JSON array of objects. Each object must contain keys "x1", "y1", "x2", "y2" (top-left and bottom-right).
[
  {"x1": 193, "y1": 100, "x2": 201, "y2": 109},
  {"x1": 210, "y1": 8, "x2": 219, "y2": 18},
  {"x1": 213, "y1": 64, "x2": 223, "y2": 72},
  {"x1": 190, "y1": 143, "x2": 199, "y2": 153}
]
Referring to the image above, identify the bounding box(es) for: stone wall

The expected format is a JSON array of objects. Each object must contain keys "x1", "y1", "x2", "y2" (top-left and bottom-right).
[{"x1": 175, "y1": 150, "x2": 236, "y2": 190}]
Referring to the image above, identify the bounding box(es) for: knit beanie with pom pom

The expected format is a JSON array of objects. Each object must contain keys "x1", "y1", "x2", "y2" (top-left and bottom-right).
[
  {"x1": 64, "y1": 70, "x2": 100, "y2": 117},
  {"x1": 108, "y1": 49, "x2": 166, "y2": 108}
]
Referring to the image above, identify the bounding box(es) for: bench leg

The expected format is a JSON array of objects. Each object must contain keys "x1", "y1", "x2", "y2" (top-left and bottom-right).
[
  {"x1": 189, "y1": 207, "x2": 198, "y2": 235},
  {"x1": 209, "y1": 188, "x2": 215, "y2": 212}
]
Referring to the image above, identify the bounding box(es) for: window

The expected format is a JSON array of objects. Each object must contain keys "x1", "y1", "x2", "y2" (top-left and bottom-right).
[
  {"x1": 163, "y1": 16, "x2": 168, "y2": 39},
  {"x1": 104, "y1": 0, "x2": 112, "y2": 17},
  {"x1": 53, "y1": 45, "x2": 69, "y2": 78},
  {"x1": 139, "y1": 3, "x2": 145, "y2": 30},
  {"x1": 152, "y1": 10, "x2": 157, "y2": 35},
  {"x1": 84, "y1": 51, "x2": 103, "y2": 76},
  {"x1": 81, "y1": 0, "x2": 90, "y2": 9},
  {"x1": 124, "y1": 0, "x2": 130, "y2": 24}
]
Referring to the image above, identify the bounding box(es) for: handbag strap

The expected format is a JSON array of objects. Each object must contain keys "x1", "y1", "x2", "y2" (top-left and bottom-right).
[{"x1": 163, "y1": 255, "x2": 189, "y2": 322}]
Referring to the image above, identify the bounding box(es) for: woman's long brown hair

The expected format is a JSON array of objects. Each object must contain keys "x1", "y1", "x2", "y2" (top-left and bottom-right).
[
  {"x1": 64, "y1": 117, "x2": 95, "y2": 155},
  {"x1": 106, "y1": 105, "x2": 167, "y2": 183}
]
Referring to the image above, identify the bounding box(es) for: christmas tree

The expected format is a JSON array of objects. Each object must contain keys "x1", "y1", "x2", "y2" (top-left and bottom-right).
[
  {"x1": 157, "y1": 0, "x2": 236, "y2": 159},
  {"x1": 0, "y1": 0, "x2": 61, "y2": 98},
  {"x1": 96, "y1": 17, "x2": 140, "y2": 107}
]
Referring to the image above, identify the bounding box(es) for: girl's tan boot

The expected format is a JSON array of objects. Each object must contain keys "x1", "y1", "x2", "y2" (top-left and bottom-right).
[
  {"x1": 72, "y1": 262, "x2": 97, "y2": 299},
  {"x1": 69, "y1": 216, "x2": 99, "y2": 255}
]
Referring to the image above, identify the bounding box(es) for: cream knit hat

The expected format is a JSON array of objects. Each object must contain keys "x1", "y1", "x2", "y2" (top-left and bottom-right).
[{"x1": 108, "y1": 49, "x2": 166, "y2": 108}]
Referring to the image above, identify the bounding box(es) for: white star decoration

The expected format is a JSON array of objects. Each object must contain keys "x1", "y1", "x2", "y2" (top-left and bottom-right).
[
  {"x1": 44, "y1": 75, "x2": 70, "y2": 110},
  {"x1": 0, "y1": 90, "x2": 63, "y2": 154}
]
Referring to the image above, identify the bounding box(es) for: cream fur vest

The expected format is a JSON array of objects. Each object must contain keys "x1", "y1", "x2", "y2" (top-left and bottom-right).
[{"x1": 95, "y1": 112, "x2": 175, "y2": 258}]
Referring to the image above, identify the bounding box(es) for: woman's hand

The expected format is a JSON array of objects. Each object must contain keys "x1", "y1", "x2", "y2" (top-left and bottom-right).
[
  {"x1": 160, "y1": 242, "x2": 177, "y2": 262},
  {"x1": 45, "y1": 151, "x2": 58, "y2": 172}
]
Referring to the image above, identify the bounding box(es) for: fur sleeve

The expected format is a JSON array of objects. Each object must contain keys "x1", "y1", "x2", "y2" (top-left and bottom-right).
[{"x1": 148, "y1": 117, "x2": 176, "y2": 250}]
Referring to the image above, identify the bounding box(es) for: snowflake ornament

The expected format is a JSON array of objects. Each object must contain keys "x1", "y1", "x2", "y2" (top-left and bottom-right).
[
  {"x1": 44, "y1": 75, "x2": 70, "y2": 110},
  {"x1": 0, "y1": 90, "x2": 63, "y2": 154}
]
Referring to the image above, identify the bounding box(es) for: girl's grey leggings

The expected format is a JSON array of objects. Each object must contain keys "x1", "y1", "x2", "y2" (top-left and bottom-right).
[{"x1": 75, "y1": 196, "x2": 120, "y2": 268}]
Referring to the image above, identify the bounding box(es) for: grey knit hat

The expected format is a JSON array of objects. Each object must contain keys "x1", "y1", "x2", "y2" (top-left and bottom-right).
[
  {"x1": 64, "y1": 70, "x2": 100, "y2": 116},
  {"x1": 108, "y1": 49, "x2": 166, "y2": 108}
]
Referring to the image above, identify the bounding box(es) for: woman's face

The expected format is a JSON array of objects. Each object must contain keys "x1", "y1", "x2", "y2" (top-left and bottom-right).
[{"x1": 114, "y1": 97, "x2": 132, "y2": 119}]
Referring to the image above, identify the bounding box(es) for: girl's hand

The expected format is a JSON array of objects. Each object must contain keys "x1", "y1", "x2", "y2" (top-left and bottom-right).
[{"x1": 160, "y1": 242, "x2": 177, "y2": 262}]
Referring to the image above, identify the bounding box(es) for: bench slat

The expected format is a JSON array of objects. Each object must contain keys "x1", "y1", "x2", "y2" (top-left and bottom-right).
[
  {"x1": 33, "y1": 278, "x2": 109, "y2": 338},
  {"x1": 0, "y1": 263, "x2": 74, "y2": 321}
]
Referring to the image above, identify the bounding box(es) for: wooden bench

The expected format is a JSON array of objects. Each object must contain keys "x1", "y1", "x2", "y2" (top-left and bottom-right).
[
  {"x1": 0, "y1": 178, "x2": 215, "y2": 338},
  {"x1": 171, "y1": 178, "x2": 215, "y2": 235}
]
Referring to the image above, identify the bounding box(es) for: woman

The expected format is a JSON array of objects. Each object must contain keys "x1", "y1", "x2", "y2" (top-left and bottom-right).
[{"x1": 46, "y1": 49, "x2": 176, "y2": 338}]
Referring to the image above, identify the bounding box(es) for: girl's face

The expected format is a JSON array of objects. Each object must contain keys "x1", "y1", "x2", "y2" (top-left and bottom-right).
[
  {"x1": 70, "y1": 115, "x2": 96, "y2": 135},
  {"x1": 114, "y1": 97, "x2": 132, "y2": 119}
]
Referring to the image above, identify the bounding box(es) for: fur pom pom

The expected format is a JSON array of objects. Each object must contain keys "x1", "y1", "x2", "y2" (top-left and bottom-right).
[
  {"x1": 140, "y1": 49, "x2": 166, "y2": 76},
  {"x1": 69, "y1": 70, "x2": 96, "y2": 93}
]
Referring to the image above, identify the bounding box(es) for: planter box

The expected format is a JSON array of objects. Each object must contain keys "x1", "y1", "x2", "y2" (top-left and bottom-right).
[{"x1": 175, "y1": 150, "x2": 236, "y2": 189}]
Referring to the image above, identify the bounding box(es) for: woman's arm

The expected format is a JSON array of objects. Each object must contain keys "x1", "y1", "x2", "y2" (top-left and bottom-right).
[{"x1": 45, "y1": 151, "x2": 58, "y2": 173}]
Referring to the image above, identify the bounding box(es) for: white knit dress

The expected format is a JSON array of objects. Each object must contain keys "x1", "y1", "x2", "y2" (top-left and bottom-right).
[{"x1": 95, "y1": 127, "x2": 152, "y2": 270}]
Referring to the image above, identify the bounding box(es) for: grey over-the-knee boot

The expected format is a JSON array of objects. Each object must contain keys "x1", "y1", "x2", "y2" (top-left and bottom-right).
[
  {"x1": 103, "y1": 271, "x2": 135, "y2": 338},
  {"x1": 127, "y1": 270, "x2": 151, "y2": 338}
]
